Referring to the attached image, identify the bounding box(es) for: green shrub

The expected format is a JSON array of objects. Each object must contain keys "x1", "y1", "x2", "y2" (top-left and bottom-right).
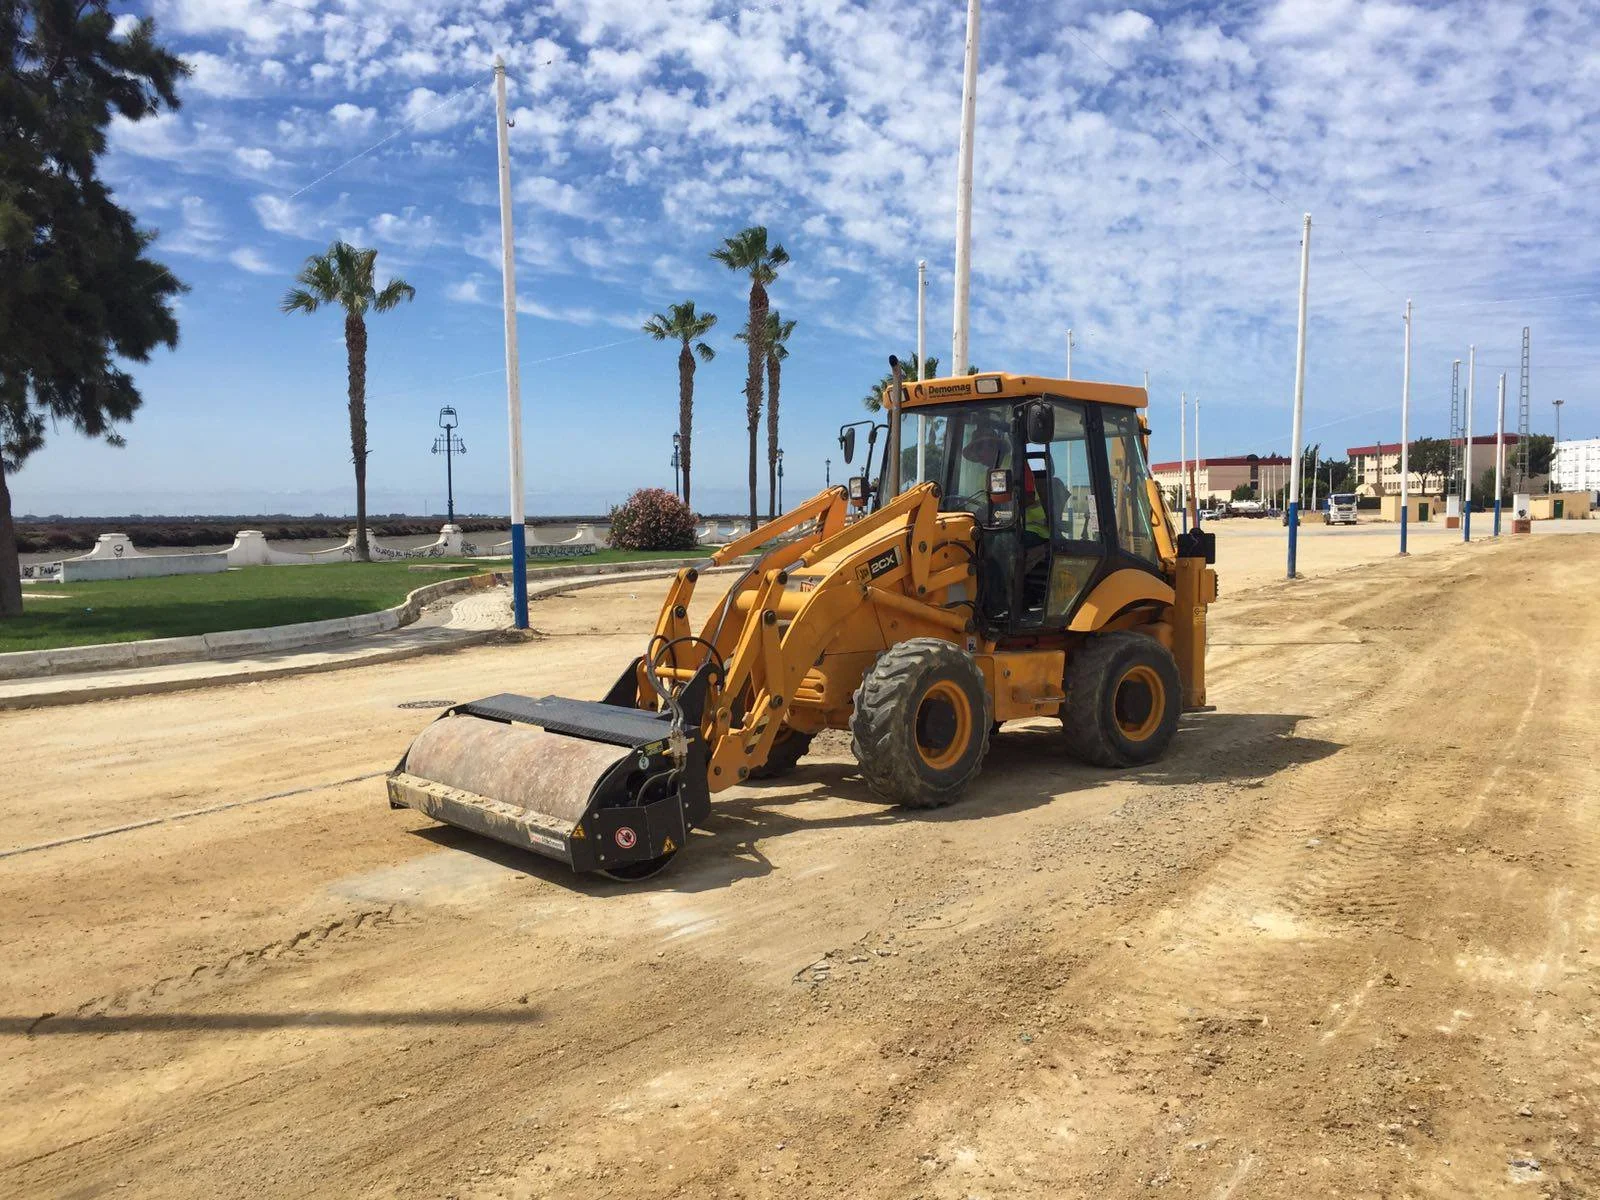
[{"x1": 607, "y1": 488, "x2": 698, "y2": 551}]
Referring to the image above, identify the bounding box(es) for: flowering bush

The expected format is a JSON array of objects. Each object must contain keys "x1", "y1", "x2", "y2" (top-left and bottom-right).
[{"x1": 607, "y1": 488, "x2": 699, "y2": 551}]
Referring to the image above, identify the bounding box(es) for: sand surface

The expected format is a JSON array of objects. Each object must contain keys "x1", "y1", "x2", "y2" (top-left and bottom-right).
[{"x1": 2, "y1": 528, "x2": 1596, "y2": 1197}]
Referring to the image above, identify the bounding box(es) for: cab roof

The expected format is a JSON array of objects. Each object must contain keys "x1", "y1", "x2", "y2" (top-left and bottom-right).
[{"x1": 888, "y1": 371, "x2": 1147, "y2": 411}]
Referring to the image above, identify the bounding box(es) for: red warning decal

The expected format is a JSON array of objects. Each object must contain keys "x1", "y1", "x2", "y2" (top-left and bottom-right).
[{"x1": 614, "y1": 827, "x2": 638, "y2": 849}]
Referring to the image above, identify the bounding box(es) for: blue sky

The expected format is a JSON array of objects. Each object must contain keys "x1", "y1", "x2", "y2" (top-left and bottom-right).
[{"x1": 14, "y1": 0, "x2": 1600, "y2": 518}]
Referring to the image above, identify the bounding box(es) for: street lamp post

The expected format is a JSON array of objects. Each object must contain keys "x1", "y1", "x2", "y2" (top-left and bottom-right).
[
  {"x1": 777, "y1": 448, "x2": 785, "y2": 512},
  {"x1": 1551, "y1": 399, "x2": 1565, "y2": 493},
  {"x1": 671, "y1": 432, "x2": 682, "y2": 499},
  {"x1": 826, "y1": 457, "x2": 831, "y2": 487},
  {"x1": 431, "y1": 405, "x2": 466, "y2": 524}
]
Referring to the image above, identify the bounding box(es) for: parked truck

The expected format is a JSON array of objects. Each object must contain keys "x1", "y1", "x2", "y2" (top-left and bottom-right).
[{"x1": 1324, "y1": 493, "x2": 1359, "y2": 525}]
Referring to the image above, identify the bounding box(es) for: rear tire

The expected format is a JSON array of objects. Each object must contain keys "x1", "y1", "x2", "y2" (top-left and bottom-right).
[
  {"x1": 1061, "y1": 633, "x2": 1181, "y2": 768},
  {"x1": 748, "y1": 727, "x2": 813, "y2": 780},
  {"x1": 851, "y1": 638, "x2": 991, "y2": 808}
]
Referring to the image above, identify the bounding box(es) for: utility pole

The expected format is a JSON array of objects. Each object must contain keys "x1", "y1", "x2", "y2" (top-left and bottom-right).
[
  {"x1": 1399, "y1": 298, "x2": 1411, "y2": 555},
  {"x1": 1552, "y1": 398, "x2": 1565, "y2": 492},
  {"x1": 1494, "y1": 373, "x2": 1506, "y2": 536},
  {"x1": 1463, "y1": 345, "x2": 1475, "y2": 542},
  {"x1": 1448, "y1": 359, "x2": 1462, "y2": 502},
  {"x1": 493, "y1": 56, "x2": 528, "y2": 628},
  {"x1": 1066, "y1": 327, "x2": 1074, "y2": 379},
  {"x1": 916, "y1": 259, "x2": 927, "y2": 484},
  {"x1": 1287, "y1": 212, "x2": 1311, "y2": 579},
  {"x1": 1517, "y1": 326, "x2": 1531, "y2": 487},
  {"x1": 1179, "y1": 389, "x2": 1188, "y2": 533},
  {"x1": 1192, "y1": 393, "x2": 1202, "y2": 519},
  {"x1": 950, "y1": 0, "x2": 980, "y2": 377},
  {"x1": 431, "y1": 405, "x2": 466, "y2": 524}
]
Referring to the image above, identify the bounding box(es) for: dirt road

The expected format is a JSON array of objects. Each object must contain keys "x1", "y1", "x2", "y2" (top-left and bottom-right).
[{"x1": 2, "y1": 533, "x2": 1596, "y2": 1198}]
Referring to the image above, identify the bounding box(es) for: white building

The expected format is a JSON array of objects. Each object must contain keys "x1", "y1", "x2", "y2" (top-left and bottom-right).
[{"x1": 1553, "y1": 437, "x2": 1600, "y2": 494}]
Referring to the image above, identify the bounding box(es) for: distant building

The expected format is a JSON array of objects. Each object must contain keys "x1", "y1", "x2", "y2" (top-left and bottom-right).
[
  {"x1": 1346, "y1": 435, "x2": 1520, "y2": 497},
  {"x1": 1553, "y1": 437, "x2": 1600, "y2": 495},
  {"x1": 1149, "y1": 453, "x2": 1293, "y2": 505}
]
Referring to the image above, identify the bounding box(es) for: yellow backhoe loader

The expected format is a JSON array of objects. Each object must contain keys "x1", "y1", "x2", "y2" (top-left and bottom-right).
[{"x1": 388, "y1": 366, "x2": 1217, "y2": 879}]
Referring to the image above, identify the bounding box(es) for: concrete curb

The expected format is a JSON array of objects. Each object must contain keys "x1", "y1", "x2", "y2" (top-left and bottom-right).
[
  {"x1": 0, "y1": 559, "x2": 751, "y2": 706},
  {"x1": 0, "y1": 572, "x2": 499, "y2": 681},
  {"x1": 0, "y1": 631, "x2": 502, "y2": 711}
]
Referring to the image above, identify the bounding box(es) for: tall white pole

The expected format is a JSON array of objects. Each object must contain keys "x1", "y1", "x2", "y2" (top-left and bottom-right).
[
  {"x1": 1193, "y1": 392, "x2": 1202, "y2": 517},
  {"x1": 1066, "y1": 327, "x2": 1074, "y2": 379},
  {"x1": 950, "y1": 0, "x2": 980, "y2": 376},
  {"x1": 1399, "y1": 298, "x2": 1411, "y2": 554},
  {"x1": 493, "y1": 57, "x2": 528, "y2": 628},
  {"x1": 1494, "y1": 372, "x2": 1506, "y2": 535},
  {"x1": 1287, "y1": 212, "x2": 1311, "y2": 579},
  {"x1": 915, "y1": 260, "x2": 927, "y2": 484},
  {"x1": 1179, "y1": 389, "x2": 1188, "y2": 532},
  {"x1": 1463, "y1": 344, "x2": 1475, "y2": 542}
]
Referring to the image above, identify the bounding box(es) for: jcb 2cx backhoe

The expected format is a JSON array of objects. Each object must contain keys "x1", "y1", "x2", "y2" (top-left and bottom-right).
[{"x1": 389, "y1": 367, "x2": 1217, "y2": 879}]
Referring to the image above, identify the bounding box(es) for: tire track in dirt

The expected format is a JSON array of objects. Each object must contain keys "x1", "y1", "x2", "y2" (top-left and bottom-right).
[{"x1": 13, "y1": 907, "x2": 405, "y2": 1035}]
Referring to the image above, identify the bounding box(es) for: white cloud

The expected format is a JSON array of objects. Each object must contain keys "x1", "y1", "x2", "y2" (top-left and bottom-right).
[
  {"x1": 400, "y1": 86, "x2": 477, "y2": 134},
  {"x1": 234, "y1": 146, "x2": 280, "y2": 172},
  {"x1": 368, "y1": 208, "x2": 438, "y2": 250},
  {"x1": 1095, "y1": 9, "x2": 1156, "y2": 43},
  {"x1": 329, "y1": 103, "x2": 376, "y2": 130},
  {"x1": 160, "y1": 194, "x2": 226, "y2": 258},
  {"x1": 100, "y1": 0, "x2": 1600, "y2": 440},
  {"x1": 184, "y1": 50, "x2": 253, "y2": 97},
  {"x1": 107, "y1": 109, "x2": 192, "y2": 160},
  {"x1": 446, "y1": 276, "x2": 486, "y2": 304},
  {"x1": 228, "y1": 247, "x2": 276, "y2": 274},
  {"x1": 252, "y1": 193, "x2": 309, "y2": 237},
  {"x1": 514, "y1": 175, "x2": 593, "y2": 220}
]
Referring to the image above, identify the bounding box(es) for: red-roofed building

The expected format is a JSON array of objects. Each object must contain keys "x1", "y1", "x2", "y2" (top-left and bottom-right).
[
  {"x1": 1347, "y1": 435, "x2": 1519, "y2": 497},
  {"x1": 1149, "y1": 453, "x2": 1292, "y2": 504}
]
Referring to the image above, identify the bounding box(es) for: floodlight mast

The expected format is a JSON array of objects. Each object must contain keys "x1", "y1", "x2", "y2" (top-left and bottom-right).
[
  {"x1": 950, "y1": 0, "x2": 980, "y2": 376},
  {"x1": 1399, "y1": 299, "x2": 1411, "y2": 555},
  {"x1": 493, "y1": 56, "x2": 528, "y2": 628},
  {"x1": 1286, "y1": 213, "x2": 1310, "y2": 580}
]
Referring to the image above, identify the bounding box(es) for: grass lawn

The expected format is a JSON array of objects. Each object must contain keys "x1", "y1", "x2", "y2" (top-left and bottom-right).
[{"x1": 3, "y1": 549, "x2": 710, "y2": 654}]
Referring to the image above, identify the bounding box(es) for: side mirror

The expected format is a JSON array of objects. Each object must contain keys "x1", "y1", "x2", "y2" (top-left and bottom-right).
[
  {"x1": 1024, "y1": 400, "x2": 1054, "y2": 445},
  {"x1": 840, "y1": 427, "x2": 857, "y2": 464},
  {"x1": 847, "y1": 476, "x2": 868, "y2": 506},
  {"x1": 987, "y1": 468, "x2": 1013, "y2": 498}
]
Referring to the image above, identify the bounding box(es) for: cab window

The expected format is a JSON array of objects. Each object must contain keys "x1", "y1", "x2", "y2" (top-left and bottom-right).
[{"x1": 1101, "y1": 406, "x2": 1160, "y2": 564}]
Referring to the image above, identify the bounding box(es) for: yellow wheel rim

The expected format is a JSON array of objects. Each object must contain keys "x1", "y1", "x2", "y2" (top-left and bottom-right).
[
  {"x1": 915, "y1": 680, "x2": 973, "y2": 770},
  {"x1": 1113, "y1": 665, "x2": 1165, "y2": 742}
]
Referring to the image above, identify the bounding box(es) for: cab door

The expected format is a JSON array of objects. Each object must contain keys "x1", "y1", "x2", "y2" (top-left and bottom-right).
[{"x1": 1017, "y1": 399, "x2": 1110, "y2": 630}]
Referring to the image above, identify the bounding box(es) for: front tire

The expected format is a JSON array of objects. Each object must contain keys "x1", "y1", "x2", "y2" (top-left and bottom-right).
[
  {"x1": 1061, "y1": 633, "x2": 1182, "y2": 767},
  {"x1": 748, "y1": 727, "x2": 814, "y2": 780},
  {"x1": 851, "y1": 638, "x2": 991, "y2": 808}
]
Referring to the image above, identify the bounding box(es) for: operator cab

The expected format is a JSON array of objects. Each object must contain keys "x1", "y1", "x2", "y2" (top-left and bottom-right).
[{"x1": 841, "y1": 371, "x2": 1172, "y2": 638}]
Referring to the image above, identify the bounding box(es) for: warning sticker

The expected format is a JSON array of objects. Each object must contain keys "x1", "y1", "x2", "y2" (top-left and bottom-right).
[
  {"x1": 571, "y1": 824, "x2": 586, "y2": 840},
  {"x1": 614, "y1": 827, "x2": 638, "y2": 849},
  {"x1": 660, "y1": 836, "x2": 677, "y2": 854}
]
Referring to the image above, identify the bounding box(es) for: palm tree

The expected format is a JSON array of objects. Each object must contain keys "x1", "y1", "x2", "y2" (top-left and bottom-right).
[
  {"x1": 642, "y1": 301, "x2": 717, "y2": 509},
  {"x1": 738, "y1": 311, "x2": 796, "y2": 519},
  {"x1": 281, "y1": 242, "x2": 414, "y2": 561},
  {"x1": 711, "y1": 226, "x2": 789, "y2": 530}
]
